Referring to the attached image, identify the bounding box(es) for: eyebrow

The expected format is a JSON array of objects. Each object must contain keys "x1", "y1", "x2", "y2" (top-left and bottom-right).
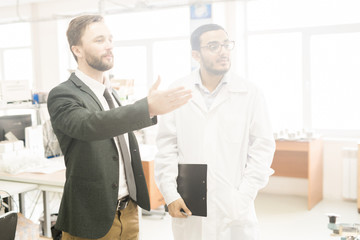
[
  {"x1": 93, "y1": 34, "x2": 113, "y2": 40},
  {"x1": 206, "y1": 39, "x2": 230, "y2": 45}
]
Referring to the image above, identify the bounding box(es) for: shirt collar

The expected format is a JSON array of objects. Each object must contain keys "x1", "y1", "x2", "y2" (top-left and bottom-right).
[
  {"x1": 194, "y1": 69, "x2": 229, "y2": 94},
  {"x1": 74, "y1": 69, "x2": 108, "y2": 96}
]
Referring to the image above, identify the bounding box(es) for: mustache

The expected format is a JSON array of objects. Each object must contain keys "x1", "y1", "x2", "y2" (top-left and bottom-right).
[
  {"x1": 102, "y1": 51, "x2": 114, "y2": 58},
  {"x1": 216, "y1": 57, "x2": 229, "y2": 62}
]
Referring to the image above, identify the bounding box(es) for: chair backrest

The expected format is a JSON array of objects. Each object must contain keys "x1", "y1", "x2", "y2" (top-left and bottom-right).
[{"x1": 0, "y1": 211, "x2": 18, "y2": 240}]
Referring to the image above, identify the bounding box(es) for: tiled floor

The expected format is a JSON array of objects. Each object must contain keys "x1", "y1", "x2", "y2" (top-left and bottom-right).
[
  {"x1": 140, "y1": 193, "x2": 360, "y2": 240},
  {"x1": 11, "y1": 191, "x2": 360, "y2": 239},
  {"x1": 255, "y1": 193, "x2": 360, "y2": 240}
]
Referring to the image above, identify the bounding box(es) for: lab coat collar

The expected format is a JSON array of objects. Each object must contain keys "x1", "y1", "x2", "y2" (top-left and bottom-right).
[
  {"x1": 187, "y1": 69, "x2": 248, "y2": 112},
  {"x1": 223, "y1": 71, "x2": 248, "y2": 93},
  {"x1": 190, "y1": 69, "x2": 248, "y2": 93}
]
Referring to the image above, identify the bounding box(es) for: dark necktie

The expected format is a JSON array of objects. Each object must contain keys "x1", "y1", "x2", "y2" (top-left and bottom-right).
[{"x1": 103, "y1": 88, "x2": 137, "y2": 201}]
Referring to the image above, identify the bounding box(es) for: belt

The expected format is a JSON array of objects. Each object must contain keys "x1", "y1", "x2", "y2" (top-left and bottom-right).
[{"x1": 117, "y1": 196, "x2": 130, "y2": 211}]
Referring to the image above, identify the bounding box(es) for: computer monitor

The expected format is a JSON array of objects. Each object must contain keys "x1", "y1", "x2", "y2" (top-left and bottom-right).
[{"x1": 0, "y1": 114, "x2": 32, "y2": 142}]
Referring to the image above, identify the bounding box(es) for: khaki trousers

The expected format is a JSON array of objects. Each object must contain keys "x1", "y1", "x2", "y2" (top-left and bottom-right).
[{"x1": 62, "y1": 200, "x2": 139, "y2": 240}]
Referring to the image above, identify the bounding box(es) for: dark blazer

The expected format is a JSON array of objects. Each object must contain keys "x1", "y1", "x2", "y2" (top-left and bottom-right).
[{"x1": 47, "y1": 73, "x2": 156, "y2": 238}]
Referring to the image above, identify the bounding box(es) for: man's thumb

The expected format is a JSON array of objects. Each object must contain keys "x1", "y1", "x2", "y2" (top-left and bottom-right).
[{"x1": 151, "y1": 75, "x2": 161, "y2": 91}]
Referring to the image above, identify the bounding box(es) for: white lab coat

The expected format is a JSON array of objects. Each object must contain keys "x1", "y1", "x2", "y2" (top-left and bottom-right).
[{"x1": 155, "y1": 70, "x2": 275, "y2": 240}]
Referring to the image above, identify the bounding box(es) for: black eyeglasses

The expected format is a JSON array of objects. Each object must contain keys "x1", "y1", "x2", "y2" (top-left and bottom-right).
[{"x1": 200, "y1": 41, "x2": 235, "y2": 53}]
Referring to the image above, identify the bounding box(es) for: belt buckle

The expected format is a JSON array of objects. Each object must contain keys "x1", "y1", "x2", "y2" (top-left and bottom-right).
[{"x1": 117, "y1": 196, "x2": 130, "y2": 211}]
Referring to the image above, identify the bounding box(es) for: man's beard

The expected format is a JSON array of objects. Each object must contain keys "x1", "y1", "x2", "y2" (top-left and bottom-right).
[
  {"x1": 201, "y1": 55, "x2": 230, "y2": 75},
  {"x1": 86, "y1": 52, "x2": 114, "y2": 71}
]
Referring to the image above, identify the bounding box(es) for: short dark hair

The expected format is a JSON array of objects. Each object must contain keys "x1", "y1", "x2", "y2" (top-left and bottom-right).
[
  {"x1": 66, "y1": 15, "x2": 104, "y2": 62},
  {"x1": 190, "y1": 24, "x2": 225, "y2": 51}
]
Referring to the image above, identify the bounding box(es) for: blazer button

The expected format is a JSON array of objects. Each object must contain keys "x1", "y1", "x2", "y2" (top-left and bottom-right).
[
  {"x1": 112, "y1": 183, "x2": 118, "y2": 189},
  {"x1": 112, "y1": 156, "x2": 118, "y2": 161}
]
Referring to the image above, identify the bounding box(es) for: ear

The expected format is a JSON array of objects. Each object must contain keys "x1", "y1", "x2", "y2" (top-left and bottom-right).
[
  {"x1": 192, "y1": 50, "x2": 201, "y2": 63},
  {"x1": 71, "y1": 45, "x2": 82, "y2": 59}
]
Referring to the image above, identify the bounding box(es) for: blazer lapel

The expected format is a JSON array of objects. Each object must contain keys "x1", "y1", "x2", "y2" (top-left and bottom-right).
[{"x1": 69, "y1": 73, "x2": 104, "y2": 110}]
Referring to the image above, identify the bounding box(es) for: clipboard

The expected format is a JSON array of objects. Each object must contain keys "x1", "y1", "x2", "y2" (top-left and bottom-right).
[{"x1": 177, "y1": 164, "x2": 207, "y2": 217}]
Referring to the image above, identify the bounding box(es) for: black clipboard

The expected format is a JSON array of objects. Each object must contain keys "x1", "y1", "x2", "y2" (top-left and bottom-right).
[{"x1": 177, "y1": 163, "x2": 207, "y2": 217}]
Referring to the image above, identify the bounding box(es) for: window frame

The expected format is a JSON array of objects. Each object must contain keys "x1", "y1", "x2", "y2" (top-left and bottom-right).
[{"x1": 245, "y1": 3, "x2": 360, "y2": 138}]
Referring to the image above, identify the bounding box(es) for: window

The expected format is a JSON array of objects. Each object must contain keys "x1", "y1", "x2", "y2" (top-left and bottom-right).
[
  {"x1": 0, "y1": 22, "x2": 32, "y2": 83},
  {"x1": 153, "y1": 40, "x2": 191, "y2": 90},
  {"x1": 246, "y1": 0, "x2": 360, "y2": 136},
  {"x1": 3, "y1": 48, "x2": 32, "y2": 81},
  {"x1": 111, "y1": 46, "x2": 147, "y2": 99},
  {"x1": 106, "y1": 8, "x2": 190, "y2": 41},
  {"x1": 248, "y1": 33, "x2": 302, "y2": 131},
  {"x1": 311, "y1": 33, "x2": 360, "y2": 130},
  {"x1": 0, "y1": 22, "x2": 31, "y2": 48},
  {"x1": 0, "y1": 22, "x2": 32, "y2": 103},
  {"x1": 247, "y1": 0, "x2": 360, "y2": 31},
  {"x1": 105, "y1": 7, "x2": 191, "y2": 96},
  {"x1": 57, "y1": 18, "x2": 76, "y2": 83}
]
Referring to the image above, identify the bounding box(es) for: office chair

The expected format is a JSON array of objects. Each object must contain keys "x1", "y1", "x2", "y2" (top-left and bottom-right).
[{"x1": 0, "y1": 211, "x2": 18, "y2": 240}]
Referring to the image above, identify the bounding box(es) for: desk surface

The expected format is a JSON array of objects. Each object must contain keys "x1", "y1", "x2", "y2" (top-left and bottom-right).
[
  {"x1": 0, "y1": 180, "x2": 38, "y2": 196},
  {"x1": 0, "y1": 170, "x2": 65, "y2": 188},
  {"x1": 0, "y1": 169, "x2": 65, "y2": 238}
]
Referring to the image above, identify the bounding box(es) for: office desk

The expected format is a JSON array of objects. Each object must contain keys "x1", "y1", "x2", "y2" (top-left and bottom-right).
[
  {"x1": 272, "y1": 139, "x2": 323, "y2": 210},
  {"x1": 0, "y1": 170, "x2": 65, "y2": 237},
  {"x1": 0, "y1": 180, "x2": 38, "y2": 214},
  {"x1": 0, "y1": 160, "x2": 163, "y2": 236}
]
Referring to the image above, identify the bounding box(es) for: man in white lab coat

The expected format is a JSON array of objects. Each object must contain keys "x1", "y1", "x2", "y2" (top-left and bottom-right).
[{"x1": 155, "y1": 24, "x2": 276, "y2": 240}]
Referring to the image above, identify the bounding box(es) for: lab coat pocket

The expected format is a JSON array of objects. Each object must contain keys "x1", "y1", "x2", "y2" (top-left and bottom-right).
[
  {"x1": 217, "y1": 186, "x2": 247, "y2": 222},
  {"x1": 224, "y1": 185, "x2": 257, "y2": 224}
]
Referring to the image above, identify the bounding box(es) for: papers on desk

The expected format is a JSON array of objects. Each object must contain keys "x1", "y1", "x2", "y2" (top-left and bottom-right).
[{"x1": 0, "y1": 155, "x2": 65, "y2": 174}]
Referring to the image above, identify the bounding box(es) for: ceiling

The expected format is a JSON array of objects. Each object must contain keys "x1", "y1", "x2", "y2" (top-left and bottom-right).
[
  {"x1": 0, "y1": 0, "x2": 245, "y2": 24},
  {"x1": 0, "y1": 0, "x2": 246, "y2": 8},
  {"x1": 0, "y1": 0, "x2": 57, "y2": 7}
]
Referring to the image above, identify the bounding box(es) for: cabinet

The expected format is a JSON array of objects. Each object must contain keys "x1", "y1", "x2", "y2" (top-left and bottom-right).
[
  {"x1": 141, "y1": 160, "x2": 165, "y2": 210},
  {"x1": 272, "y1": 139, "x2": 323, "y2": 210}
]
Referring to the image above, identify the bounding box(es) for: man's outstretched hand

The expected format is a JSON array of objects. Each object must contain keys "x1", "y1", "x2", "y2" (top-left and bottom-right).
[{"x1": 148, "y1": 76, "x2": 192, "y2": 117}]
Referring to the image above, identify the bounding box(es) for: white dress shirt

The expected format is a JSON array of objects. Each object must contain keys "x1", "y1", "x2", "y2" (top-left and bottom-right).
[{"x1": 194, "y1": 71, "x2": 228, "y2": 109}]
